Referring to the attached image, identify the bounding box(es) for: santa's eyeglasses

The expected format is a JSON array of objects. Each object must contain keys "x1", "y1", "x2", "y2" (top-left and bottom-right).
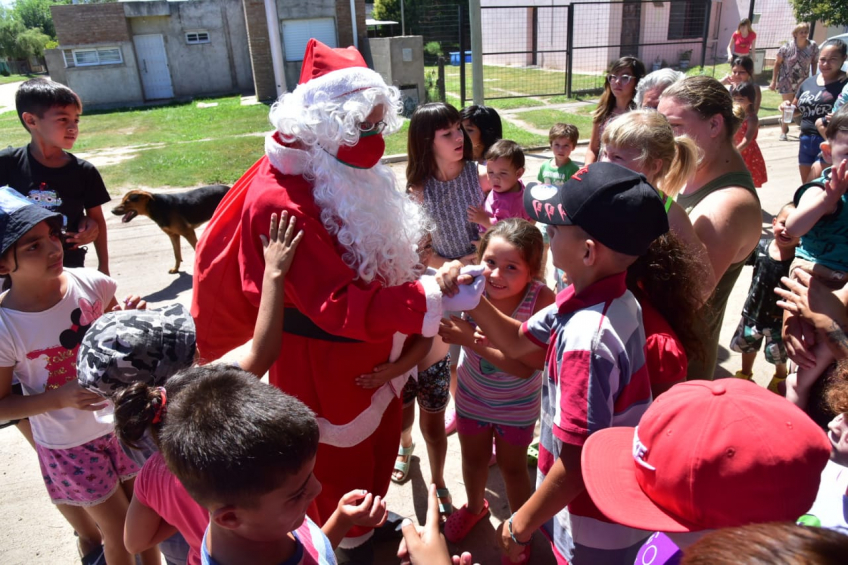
[{"x1": 357, "y1": 120, "x2": 387, "y2": 134}]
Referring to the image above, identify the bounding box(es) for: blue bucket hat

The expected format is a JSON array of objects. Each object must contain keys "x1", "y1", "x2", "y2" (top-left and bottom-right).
[{"x1": 0, "y1": 186, "x2": 62, "y2": 256}]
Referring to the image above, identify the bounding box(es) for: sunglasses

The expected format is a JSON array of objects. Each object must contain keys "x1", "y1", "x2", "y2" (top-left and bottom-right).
[
  {"x1": 357, "y1": 120, "x2": 387, "y2": 134},
  {"x1": 607, "y1": 74, "x2": 635, "y2": 85}
]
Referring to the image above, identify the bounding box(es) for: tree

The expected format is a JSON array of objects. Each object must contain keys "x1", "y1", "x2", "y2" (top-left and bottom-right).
[
  {"x1": 0, "y1": 13, "x2": 50, "y2": 60},
  {"x1": 791, "y1": 0, "x2": 848, "y2": 27},
  {"x1": 14, "y1": 0, "x2": 56, "y2": 38}
]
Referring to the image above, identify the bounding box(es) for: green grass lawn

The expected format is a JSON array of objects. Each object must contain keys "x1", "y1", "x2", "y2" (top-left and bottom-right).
[
  {"x1": 517, "y1": 105, "x2": 595, "y2": 140},
  {"x1": 429, "y1": 64, "x2": 598, "y2": 103},
  {"x1": 0, "y1": 73, "x2": 40, "y2": 85}
]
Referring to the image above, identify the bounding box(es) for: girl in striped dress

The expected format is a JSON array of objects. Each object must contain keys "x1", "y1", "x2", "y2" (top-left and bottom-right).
[{"x1": 438, "y1": 219, "x2": 554, "y2": 560}]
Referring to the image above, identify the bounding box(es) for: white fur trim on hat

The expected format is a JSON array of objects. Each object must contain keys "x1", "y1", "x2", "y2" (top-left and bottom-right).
[
  {"x1": 293, "y1": 67, "x2": 388, "y2": 107},
  {"x1": 265, "y1": 133, "x2": 310, "y2": 176}
]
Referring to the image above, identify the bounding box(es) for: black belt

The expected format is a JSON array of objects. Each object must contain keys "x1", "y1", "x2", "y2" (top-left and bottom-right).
[{"x1": 282, "y1": 307, "x2": 363, "y2": 343}]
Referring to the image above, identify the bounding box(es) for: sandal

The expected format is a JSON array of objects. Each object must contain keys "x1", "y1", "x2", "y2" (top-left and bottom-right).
[
  {"x1": 444, "y1": 499, "x2": 489, "y2": 543},
  {"x1": 391, "y1": 442, "x2": 415, "y2": 484},
  {"x1": 527, "y1": 441, "x2": 539, "y2": 467},
  {"x1": 79, "y1": 542, "x2": 105, "y2": 565},
  {"x1": 436, "y1": 487, "x2": 454, "y2": 518}
]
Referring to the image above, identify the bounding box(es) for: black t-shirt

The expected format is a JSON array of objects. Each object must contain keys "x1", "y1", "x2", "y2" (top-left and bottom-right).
[
  {"x1": 795, "y1": 75, "x2": 848, "y2": 136},
  {"x1": 0, "y1": 145, "x2": 110, "y2": 266},
  {"x1": 742, "y1": 238, "x2": 793, "y2": 327}
]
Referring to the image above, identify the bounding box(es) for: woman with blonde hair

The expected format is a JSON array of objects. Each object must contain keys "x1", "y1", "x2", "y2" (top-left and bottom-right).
[{"x1": 601, "y1": 110, "x2": 712, "y2": 296}]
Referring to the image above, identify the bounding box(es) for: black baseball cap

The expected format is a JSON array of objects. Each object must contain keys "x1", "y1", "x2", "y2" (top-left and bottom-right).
[
  {"x1": 524, "y1": 162, "x2": 669, "y2": 256},
  {"x1": 0, "y1": 186, "x2": 62, "y2": 256}
]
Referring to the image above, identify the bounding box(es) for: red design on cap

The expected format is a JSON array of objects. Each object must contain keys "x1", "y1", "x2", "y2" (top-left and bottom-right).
[
  {"x1": 544, "y1": 203, "x2": 555, "y2": 221},
  {"x1": 299, "y1": 39, "x2": 368, "y2": 85},
  {"x1": 557, "y1": 203, "x2": 567, "y2": 222},
  {"x1": 572, "y1": 165, "x2": 590, "y2": 180},
  {"x1": 532, "y1": 200, "x2": 543, "y2": 217}
]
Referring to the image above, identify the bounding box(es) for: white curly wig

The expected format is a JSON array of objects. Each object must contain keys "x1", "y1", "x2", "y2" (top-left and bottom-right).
[{"x1": 267, "y1": 82, "x2": 429, "y2": 287}]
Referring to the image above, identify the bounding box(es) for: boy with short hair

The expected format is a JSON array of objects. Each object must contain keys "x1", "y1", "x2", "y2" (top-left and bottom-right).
[
  {"x1": 467, "y1": 139, "x2": 531, "y2": 231},
  {"x1": 445, "y1": 163, "x2": 668, "y2": 564},
  {"x1": 0, "y1": 78, "x2": 110, "y2": 274},
  {"x1": 730, "y1": 202, "x2": 798, "y2": 393},
  {"x1": 158, "y1": 367, "x2": 389, "y2": 565},
  {"x1": 537, "y1": 123, "x2": 580, "y2": 188}
]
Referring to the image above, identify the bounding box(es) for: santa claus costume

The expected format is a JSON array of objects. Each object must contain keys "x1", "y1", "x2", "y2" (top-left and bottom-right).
[{"x1": 192, "y1": 40, "x2": 454, "y2": 549}]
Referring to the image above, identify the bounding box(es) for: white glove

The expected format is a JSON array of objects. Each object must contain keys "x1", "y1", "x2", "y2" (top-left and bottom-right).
[{"x1": 441, "y1": 265, "x2": 486, "y2": 312}]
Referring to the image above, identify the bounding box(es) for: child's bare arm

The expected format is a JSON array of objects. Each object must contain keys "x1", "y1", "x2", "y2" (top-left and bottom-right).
[
  {"x1": 0, "y1": 366, "x2": 105, "y2": 420},
  {"x1": 239, "y1": 211, "x2": 303, "y2": 377},
  {"x1": 87, "y1": 206, "x2": 109, "y2": 275},
  {"x1": 355, "y1": 335, "x2": 433, "y2": 389},
  {"x1": 499, "y1": 443, "x2": 585, "y2": 560},
  {"x1": 439, "y1": 315, "x2": 536, "y2": 378},
  {"x1": 785, "y1": 159, "x2": 848, "y2": 238},
  {"x1": 736, "y1": 116, "x2": 756, "y2": 152},
  {"x1": 322, "y1": 490, "x2": 388, "y2": 549},
  {"x1": 124, "y1": 495, "x2": 177, "y2": 554}
]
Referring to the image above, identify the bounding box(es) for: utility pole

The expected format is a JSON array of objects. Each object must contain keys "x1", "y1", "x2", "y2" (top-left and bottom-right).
[{"x1": 469, "y1": 0, "x2": 484, "y2": 104}]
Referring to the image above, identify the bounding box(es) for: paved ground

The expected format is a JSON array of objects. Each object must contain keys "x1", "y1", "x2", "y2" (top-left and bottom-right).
[{"x1": 0, "y1": 123, "x2": 803, "y2": 564}]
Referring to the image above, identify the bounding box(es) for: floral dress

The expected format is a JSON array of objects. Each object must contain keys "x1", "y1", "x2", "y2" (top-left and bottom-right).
[
  {"x1": 735, "y1": 119, "x2": 767, "y2": 188},
  {"x1": 776, "y1": 40, "x2": 819, "y2": 95}
]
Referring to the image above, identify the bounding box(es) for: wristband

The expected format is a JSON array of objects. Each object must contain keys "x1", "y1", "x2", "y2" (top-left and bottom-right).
[{"x1": 507, "y1": 513, "x2": 533, "y2": 546}]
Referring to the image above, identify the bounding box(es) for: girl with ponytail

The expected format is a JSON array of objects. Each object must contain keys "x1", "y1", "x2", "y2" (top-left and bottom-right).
[{"x1": 601, "y1": 110, "x2": 713, "y2": 303}]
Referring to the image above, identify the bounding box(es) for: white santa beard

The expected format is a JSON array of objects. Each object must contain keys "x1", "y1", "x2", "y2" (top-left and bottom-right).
[{"x1": 309, "y1": 149, "x2": 428, "y2": 287}]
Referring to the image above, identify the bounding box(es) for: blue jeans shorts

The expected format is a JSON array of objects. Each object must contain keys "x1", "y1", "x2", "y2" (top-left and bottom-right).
[{"x1": 799, "y1": 133, "x2": 824, "y2": 167}]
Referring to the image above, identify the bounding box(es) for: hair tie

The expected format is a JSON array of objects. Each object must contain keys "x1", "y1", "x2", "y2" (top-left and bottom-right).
[{"x1": 152, "y1": 387, "x2": 168, "y2": 424}]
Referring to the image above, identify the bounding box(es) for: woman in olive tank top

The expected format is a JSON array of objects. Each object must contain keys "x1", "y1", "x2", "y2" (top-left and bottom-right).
[{"x1": 658, "y1": 77, "x2": 763, "y2": 380}]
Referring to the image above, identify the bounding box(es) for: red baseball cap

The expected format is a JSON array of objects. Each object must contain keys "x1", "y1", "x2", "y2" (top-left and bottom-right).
[{"x1": 582, "y1": 379, "x2": 831, "y2": 533}]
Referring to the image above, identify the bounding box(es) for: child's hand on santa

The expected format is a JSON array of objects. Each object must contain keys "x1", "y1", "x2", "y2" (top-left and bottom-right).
[
  {"x1": 355, "y1": 362, "x2": 404, "y2": 389},
  {"x1": 438, "y1": 316, "x2": 476, "y2": 347},
  {"x1": 337, "y1": 490, "x2": 388, "y2": 529},
  {"x1": 440, "y1": 265, "x2": 486, "y2": 312},
  {"x1": 260, "y1": 210, "x2": 304, "y2": 279}
]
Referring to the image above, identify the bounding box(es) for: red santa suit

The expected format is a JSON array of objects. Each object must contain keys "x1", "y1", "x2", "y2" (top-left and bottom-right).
[{"x1": 191, "y1": 40, "x2": 442, "y2": 545}]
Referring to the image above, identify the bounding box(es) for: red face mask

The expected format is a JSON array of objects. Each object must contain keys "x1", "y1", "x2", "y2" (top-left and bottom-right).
[{"x1": 335, "y1": 130, "x2": 385, "y2": 169}]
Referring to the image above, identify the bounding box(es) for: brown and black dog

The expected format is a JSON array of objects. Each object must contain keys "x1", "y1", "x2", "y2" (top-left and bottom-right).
[{"x1": 112, "y1": 185, "x2": 230, "y2": 273}]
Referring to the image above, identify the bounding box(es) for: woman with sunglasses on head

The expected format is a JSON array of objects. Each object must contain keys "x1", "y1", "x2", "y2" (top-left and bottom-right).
[{"x1": 585, "y1": 56, "x2": 646, "y2": 164}]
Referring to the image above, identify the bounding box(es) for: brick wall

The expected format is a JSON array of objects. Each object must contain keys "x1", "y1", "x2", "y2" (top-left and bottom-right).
[
  {"x1": 51, "y1": 4, "x2": 130, "y2": 46},
  {"x1": 336, "y1": 0, "x2": 367, "y2": 48},
  {"x1": 242, "y1": 0, "x2": 277, "y2": 100}
]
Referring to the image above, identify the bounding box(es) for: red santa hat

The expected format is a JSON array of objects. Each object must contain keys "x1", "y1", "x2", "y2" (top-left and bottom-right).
[{"x1": 293, "y1": 39, "x2": 387, "y2": 107}]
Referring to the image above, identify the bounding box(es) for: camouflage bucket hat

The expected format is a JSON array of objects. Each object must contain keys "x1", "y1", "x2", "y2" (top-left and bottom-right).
[{"x1": 77, "y1": 303, "x2": 197, "y2": 397}]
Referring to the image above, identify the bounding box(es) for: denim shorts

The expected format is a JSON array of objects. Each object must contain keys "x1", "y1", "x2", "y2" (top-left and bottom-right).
[{"x1": 799, "y1": 133, "x2": 825, "y2": 167}]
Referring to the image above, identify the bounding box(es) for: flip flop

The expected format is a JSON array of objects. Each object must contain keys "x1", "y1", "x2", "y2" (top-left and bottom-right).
[
  {"x1": 391, "y1": 442, "x2": 415, "y2": 484},
  {"x1": 444, "y1": 499, "x2": 489, "y2": 543},
  {"x1": 436, "y1": 487, "x2": 454, "y2": 518}
]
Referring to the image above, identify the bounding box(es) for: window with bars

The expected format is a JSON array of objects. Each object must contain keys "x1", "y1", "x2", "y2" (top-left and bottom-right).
[
  {"x1": 62, "y1": 47, "x2": 123, "y2": 68},
  {"x1": 185, "y1": 31, "x2": 210, "y2": 44}
]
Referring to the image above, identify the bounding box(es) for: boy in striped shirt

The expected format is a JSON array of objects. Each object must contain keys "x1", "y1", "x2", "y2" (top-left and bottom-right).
[{"x1": 442, "y1": 163, "x2": 668, "y2": 564}]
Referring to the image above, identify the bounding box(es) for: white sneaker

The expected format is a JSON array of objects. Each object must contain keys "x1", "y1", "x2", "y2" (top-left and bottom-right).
[{"x1": 779, "y1": 133, "x2": 788, "y2": 141}]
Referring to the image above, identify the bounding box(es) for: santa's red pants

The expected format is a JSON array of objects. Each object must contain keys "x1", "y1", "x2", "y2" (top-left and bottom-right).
[{"x1": 271, "y1": 331, "x2": 402, "y2": 542}]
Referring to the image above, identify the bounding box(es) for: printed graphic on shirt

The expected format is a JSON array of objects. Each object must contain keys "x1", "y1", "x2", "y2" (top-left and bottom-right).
[
  {"x1": 26, "y1": 183, "x2": 67, "y2": 228},
  {"x1": 24, "y1": 300, "x2": 102, "y2": 392}
]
